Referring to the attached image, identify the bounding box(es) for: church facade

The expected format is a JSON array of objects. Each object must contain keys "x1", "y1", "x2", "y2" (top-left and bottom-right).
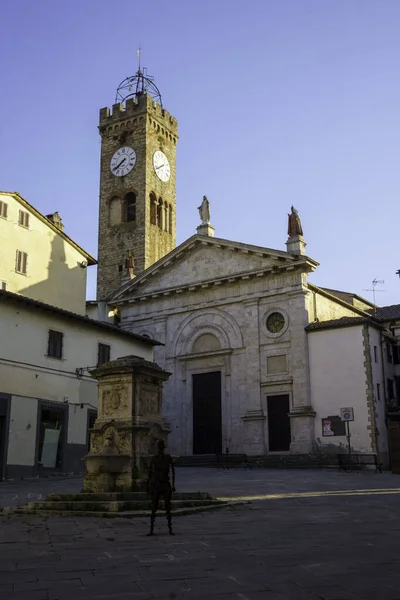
[{"x1": 95, "y1": 69, "x2": 399, "y2": 464}]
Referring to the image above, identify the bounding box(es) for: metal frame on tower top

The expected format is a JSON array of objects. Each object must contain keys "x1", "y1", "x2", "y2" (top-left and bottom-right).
[{"x1": 115, "y1": 67, "x2": 163, "y2": 107}]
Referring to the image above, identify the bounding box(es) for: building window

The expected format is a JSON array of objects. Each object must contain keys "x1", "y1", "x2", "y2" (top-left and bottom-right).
[
  {"x1": 1, "y1": 281, "x2": 6, "y2": 291},
  {"x1": 387, "y1": 378, "x2": 395, "y2": 400},
  {"x1": 15, "y1": 250, "x2": 28, "y2": 275},
  {"x1": 393, "y1": 346, "x2": 400, "y2": 365},
  {"x1": 37, "y1": 404, "x2": 66, "y2": 470},
  {"x1": 150, "y1": 193, "x2": 157, "y2": 225},
  {"x1": 47, "y1": 330, "x2": 63, "y2": 359},
  {"x1": 97, "y1": 343, "x2": 110, "y2": 366},
  {"x1": 168, "y1": 206, "x2": 173, "y2": 234},
  {"x1": 124, "y1": 192, "x2": 136, "y2": 222},
  {"x1": 157, "y1": 198, "x2": 163, "y2": 228},
  {"x1": 18, "y1": 210, "x2": 30, "y2": 228},
  {"x1": 387, "y1": 344, "x2": 393, "y2": 364},
  {"x1": 377, "y1": 383, "x2": 381, "y2": 401},
  {"x1": 0, "y1": 201, "x2": 8, "y2": 218},
  {"x1": 373, "y1": 346, "x2": 378, "y2": 363}
]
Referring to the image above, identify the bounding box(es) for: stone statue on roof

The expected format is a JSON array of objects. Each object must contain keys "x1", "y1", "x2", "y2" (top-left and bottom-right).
[
  {"x1": 287, "y1": 206, "x2": 303, "y2": 238},
  {"x1": 198, "y1": 196, "x2": 211, "y2": 225},
  {"x1": 125, "y1": 251, "x2": 135, "y2": 278}
]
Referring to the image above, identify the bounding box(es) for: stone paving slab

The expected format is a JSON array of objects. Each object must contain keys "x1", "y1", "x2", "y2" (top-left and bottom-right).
[
  {"x1": 2, "y1": 466, "x2": 400, "y2": 508},
  {"x1": 2, "y1": 470, "x2": 400, "y2": 598}
]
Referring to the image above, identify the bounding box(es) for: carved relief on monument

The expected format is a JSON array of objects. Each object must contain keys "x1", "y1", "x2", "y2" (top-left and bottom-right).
[
  {"x1": 101, "y1": 385, "x2": 129, "y2": 418},
  {"x1": 139, "y1": 385, "x2": 158, "y2": 416}
]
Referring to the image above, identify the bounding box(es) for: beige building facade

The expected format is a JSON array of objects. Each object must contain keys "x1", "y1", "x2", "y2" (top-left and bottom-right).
[
  {"x1": 0, "y1": 289, "x2": 157, "y2": 480},
  {"x1": 0, "y1": 191, "x2": 96, "y2": 315}
]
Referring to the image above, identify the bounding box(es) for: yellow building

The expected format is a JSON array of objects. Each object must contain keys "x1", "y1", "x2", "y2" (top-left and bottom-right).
[{"x1": 0, "y1": 191, "x2": 96, "y2": 315}]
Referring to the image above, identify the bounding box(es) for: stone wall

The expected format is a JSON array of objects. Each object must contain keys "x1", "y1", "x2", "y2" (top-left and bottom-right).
[{"x1": 97, "y1": 94, "x2": 178, "y2": 300}]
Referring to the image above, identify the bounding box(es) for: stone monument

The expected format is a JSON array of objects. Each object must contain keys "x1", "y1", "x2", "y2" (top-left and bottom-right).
[
  {"x1": 83, "y1": 355, "x2": 171, "y2": 493},
  {"x1": 286, "y1": 205, "x2": 306, "y2": 256},
  {"x1": 196, "y1": 195, "x2": 215, "y2": 237}
]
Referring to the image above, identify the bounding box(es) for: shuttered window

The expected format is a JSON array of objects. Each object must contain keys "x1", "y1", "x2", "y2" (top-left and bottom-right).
[
  {"x1": 47, "y1": 330, "x2": 63, "y2": 359},
  {"x1": 97, "y1": 343, "x2": 111, "y2": 366},
  {"x1": 15, "y1": 250, "x2": 28, "y2": 274},
  {"x1": 0, "y1": 201, "x2": 8, "y2": 218},
  {"x1": 18, "y1": 210, "x2": 30, "y2": 228}
]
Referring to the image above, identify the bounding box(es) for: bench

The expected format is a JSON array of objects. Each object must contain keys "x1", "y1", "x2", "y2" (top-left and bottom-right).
[
  {"x1": 216, "y1": 453, "x2": 252, "y2": 470},
  {"x1": 337, "y1": 453, "x2": 382, "y2": 473}
]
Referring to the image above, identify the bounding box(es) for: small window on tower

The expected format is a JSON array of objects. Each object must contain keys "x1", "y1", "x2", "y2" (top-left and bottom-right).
[
  {"x1": 125, "y1": 193, "x2": 136, "y2": 222},
  {"x1": 150, "y1": 193, "x2": 157, "y2": 225},
  {"x1": 157, "y1": 198, "x2": 163, "y2": 229}
]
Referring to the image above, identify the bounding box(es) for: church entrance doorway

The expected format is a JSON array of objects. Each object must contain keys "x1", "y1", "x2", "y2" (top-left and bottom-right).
[
  {"x1": 267, "y1": 394, "x2": 291, "y2": 452},
  {"x1": 192, "y1": 372, "x2": 222, "y2": 455}
]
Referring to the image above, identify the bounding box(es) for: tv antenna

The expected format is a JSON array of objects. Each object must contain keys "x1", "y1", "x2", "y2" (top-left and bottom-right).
[{"x1": 363, "y1": 278, "x2": 385, "y2": 313}]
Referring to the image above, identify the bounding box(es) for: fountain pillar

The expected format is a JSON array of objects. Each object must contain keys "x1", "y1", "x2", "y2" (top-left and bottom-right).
[{"x1": 83, "y1": 355, "x2": 171, "y2": 493}]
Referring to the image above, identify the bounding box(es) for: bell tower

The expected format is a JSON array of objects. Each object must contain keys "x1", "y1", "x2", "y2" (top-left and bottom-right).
[{"x1": 96, "y1": 67, "x2": 178, "y2": 300}]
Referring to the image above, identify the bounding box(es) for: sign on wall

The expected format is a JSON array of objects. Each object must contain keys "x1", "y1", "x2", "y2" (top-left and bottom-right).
[
  {"x1": 322, "y1": 419, "x2": 334, "y2": 436},
  {"x1": 321, "y1": 416, "x2": 346, "y2": 437},
  {"x1": 340, "y1": 407, "x2": 354, "y2": 422}
]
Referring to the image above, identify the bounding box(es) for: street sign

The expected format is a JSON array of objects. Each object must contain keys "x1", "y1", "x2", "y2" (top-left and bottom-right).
[{"x1": 340, "y1": 407, "x2": 354, "y2": 422}]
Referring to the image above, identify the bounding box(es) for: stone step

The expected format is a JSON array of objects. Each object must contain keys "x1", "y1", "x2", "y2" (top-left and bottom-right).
[
  {"x1": 45, "y1": 491, "x2": 210, "y2": 502},
  {"x1": 5, "y1": 501, "x2": 239, "y2": 518},
  {"x1": 26, "y1": 499, "x2": 220, "y2": 512}
]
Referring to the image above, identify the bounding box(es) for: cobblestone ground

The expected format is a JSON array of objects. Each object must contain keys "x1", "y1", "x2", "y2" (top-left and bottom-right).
[{"x1": 1, "y1": 468, "x2": 400, "y2": 599}]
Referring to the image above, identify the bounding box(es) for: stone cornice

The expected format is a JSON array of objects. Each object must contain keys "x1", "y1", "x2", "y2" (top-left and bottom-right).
[
  {"x1": 113, "y1": 261, "x2": 316, "y2": 305},
  {"x1": 111, "y1": 234, "x2": 319, "y2": 303},
  {"x1": 177, "y1": 348, "x2": 233, "y2": 362}
]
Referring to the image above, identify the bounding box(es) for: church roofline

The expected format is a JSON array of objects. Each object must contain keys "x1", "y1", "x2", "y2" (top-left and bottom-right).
[
  {"x1": 307, "y1": 283, "x2": 374, "y2": 318},
  {"x1": 110, "y1": 234, "x2": 319, "y2": 303},
  {"x1": 319, "y1": 286, "x2": 375, "y2": 309},
  {"x1": 0, "y1": 191, "x2": 97, "y2": 265}
]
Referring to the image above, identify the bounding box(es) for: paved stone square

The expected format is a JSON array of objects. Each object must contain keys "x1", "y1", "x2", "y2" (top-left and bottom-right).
[{"x1": 1, "y1": 468, "x2": 400, "y2": 599}]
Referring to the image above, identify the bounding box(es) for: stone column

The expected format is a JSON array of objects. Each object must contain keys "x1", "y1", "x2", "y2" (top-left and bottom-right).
[
  {"x1": 287, "y1": 290, "x2": 316, "y2": 453},
  {"x1": 241, "y1": 300, "x2": 265, "y2": 455},
  {"x1": 83, "y1": 355, "x2": 171, "y2": 493}
]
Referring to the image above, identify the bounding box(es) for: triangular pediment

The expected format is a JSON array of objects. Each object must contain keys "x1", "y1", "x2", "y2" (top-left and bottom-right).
[{"x1": 111, "y1": 235, "x2": 318, "y2": 302}]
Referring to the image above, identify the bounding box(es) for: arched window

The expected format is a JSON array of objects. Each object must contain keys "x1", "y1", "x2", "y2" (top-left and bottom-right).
[
  {"x1": 168, "y1": 206, "x2": 173, "y2": 234},
  {"x1": 109, "y1": 196, "x2": 121, "y2": 226},
  {"x1": 150, "y1": 193, "x2": 157, "y2": 225},
  {"x1": 157, "y1": 198, "x2": 163, "y2": 229},
  {"x1": 164, "y1": 203, "x2": 169, "y2": 232},
  {"x1": 124, "y1": 192, "x2": 136, "y2": 222}
]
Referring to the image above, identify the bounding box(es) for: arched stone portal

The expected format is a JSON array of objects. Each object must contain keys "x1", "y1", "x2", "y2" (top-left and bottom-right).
[{"x1": 170, "y1": 309, "x2": 243, "y2": 456}]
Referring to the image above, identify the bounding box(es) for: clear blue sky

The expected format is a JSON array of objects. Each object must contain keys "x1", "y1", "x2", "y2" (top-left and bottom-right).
[{"x1": 1, "y1": 0, "x2": 399, "y2": 305}]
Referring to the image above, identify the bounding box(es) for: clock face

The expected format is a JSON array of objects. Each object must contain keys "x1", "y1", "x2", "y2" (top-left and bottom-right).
[
  {"x1": 153, "y1": 150, "x2": 170, "y2": 182},
  {"x1": 266, "y1": 312, "x2": 285, "y2": 334},
  {"x1": 110, "y1": 147, "x2": 136, "y2": 177}
]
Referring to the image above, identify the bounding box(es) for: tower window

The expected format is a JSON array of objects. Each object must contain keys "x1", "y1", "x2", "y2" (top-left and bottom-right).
[
  {"x1": 157, "y1": 198, "x2": 163, "y2": 229},
  {"x1": 169, "y1": 206, "x2": 173, "y2": 234},
  {"x1": 124, "y1": 192, "x2": 136, "y2": 222},
  {"x1": 150, "y1": 193, "x2": 157, "y2": 225},
  {"x1": 109, "y1": 196, "x2": 121, "y2": 226}
]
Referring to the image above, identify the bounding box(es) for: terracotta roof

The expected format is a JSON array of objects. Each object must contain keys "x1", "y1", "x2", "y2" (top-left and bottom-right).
[
  {"x1": 306, "y1": 316, "x2": 382, "y2": 332},
  {"x1": 366, "y1": 304, "x2": 400, "y2": 322},
  {"x1": 0, "y1": 290, "x2": 161, "y2": 346}
]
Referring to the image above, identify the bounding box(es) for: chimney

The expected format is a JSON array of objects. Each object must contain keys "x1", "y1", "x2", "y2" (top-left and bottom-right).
[{"x1": 46, "y1": 212, "x2": 64, "y2": 232}]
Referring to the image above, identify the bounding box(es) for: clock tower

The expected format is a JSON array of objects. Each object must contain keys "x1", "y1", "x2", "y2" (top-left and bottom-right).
[{"x1": 96, "y1": 68, "x2": 178, "y2": 300}]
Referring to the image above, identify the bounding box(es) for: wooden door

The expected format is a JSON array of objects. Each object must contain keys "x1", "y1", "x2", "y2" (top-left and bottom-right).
[{"x1": 192, "y1": 372, "x2": 222, "y2": 455}]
